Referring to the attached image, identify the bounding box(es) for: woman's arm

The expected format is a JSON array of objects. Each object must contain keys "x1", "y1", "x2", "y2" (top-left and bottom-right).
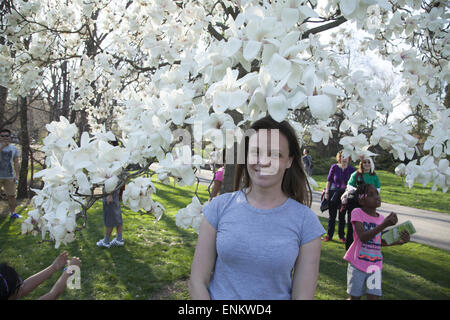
[
  {"x1": 38, "y1": 257, "x2": 81, "y2": 300},
  {"x1": 16, "y1": 251, "x2": 68, "y2": 298},
  {"x1": 325, "y1": 164, "x2": 337, "y2": 200},
  {"x1": 189, "y1": 217, "x2": 217, "y2": 300},
  {"x1": 291, "y1": 236, "x2": 322, "y2": 300},
  {"x1": 38, "y1": 271, "x2": 71, "y2": 300},
  {"x1": 325, "y1": 181, "x2": 331, "y2": 200}
]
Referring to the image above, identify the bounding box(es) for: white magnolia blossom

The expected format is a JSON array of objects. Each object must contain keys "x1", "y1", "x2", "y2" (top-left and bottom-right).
[
  {"x1": 371, "y1": 121, "x2": 418, "y2": 161},
  {"x1": 340, "y1": 134, "x2": 377, "y2": 161},
  {"x1": 423, "y1": 109, "x2": 450, "y2": 158},
  {"x1": 395, "y1": 157, "x2": 450, "y2": 193},
  {"x1": 21, "y1": 186, "x2": 82, "y2": 249},
  {"x1": 158, "y1": 150, "x2": 203, "y2": 187},
  {"x1": 176, "y1": 197, "x2": 206, "y2": 234},
  {"x1": 152, "y1": 202, "x2": 166, "y2": 222},
  {"x1": 310, "y1": 120, "x2": 335, "y2": 146},
  {"x1": 122, "y1": 177, "x2": 157, "y2": 212},
  {"x1": 0, "y1": 0, "x2": 446, "y2": 246}
]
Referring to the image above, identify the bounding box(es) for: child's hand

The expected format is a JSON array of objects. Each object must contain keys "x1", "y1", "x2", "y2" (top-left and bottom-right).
[
  {"x1": 106, "y1": 194, "x2": 114, "y2": 204},
  {"x1": 384, "y1": 212, "x2": 398, "y2": 227},
  {"x1": 399, "y1": 231, "x2": 410, "y2": 244},
  {"x1": 51, "y1": 251, "x2": 69, "y2": 271}
]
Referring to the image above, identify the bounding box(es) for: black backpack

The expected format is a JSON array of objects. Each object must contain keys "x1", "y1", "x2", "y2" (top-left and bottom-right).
[{"x1": 346, "y1": 172, "x2": 364, "y2": 207}]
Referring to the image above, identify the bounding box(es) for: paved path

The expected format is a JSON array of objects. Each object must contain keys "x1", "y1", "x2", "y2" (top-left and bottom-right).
[{"x1": 195, "y1": 169, "x2": 450, "y2": 251}]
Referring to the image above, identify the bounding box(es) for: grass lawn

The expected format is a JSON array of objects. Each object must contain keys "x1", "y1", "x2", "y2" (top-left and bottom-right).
[
  {"x1": 1, "y1": 179, "x2": 449, "y2": 300},
  {"x1": 312, "y1": 170, "x2": 450, "y2": 214}
]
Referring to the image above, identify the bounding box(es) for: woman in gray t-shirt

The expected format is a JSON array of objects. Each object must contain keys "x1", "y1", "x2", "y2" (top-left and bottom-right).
[{"x1": 189, "y1": 116, "x2": 325, "y2": 300}]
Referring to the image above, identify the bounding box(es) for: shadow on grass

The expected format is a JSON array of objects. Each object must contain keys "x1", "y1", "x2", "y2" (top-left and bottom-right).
[
  {"x1": 381, "y1": 245, "x2": 450, "y2": 299},
  {"x1": 0, "y1": 216, "x2": 14, "y2": 238},
  {"x1": 72, "y1": 184, "x2": 203, "y2": 299}
]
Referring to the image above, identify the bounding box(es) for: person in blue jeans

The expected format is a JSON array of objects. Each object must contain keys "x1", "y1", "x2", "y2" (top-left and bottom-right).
[{"x1": 189, "y1": 116, "x2": 325, "y2": 300}]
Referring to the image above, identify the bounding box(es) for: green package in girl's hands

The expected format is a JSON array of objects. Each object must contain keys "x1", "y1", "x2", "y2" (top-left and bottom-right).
[{"x1": 382, "y1": 220, "x2": 416, "y2": 245}]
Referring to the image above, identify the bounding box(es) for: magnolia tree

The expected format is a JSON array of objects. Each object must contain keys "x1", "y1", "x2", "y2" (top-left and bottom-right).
[{"x1": 0, "y1": 0, "x2": 448, "y2": 248}]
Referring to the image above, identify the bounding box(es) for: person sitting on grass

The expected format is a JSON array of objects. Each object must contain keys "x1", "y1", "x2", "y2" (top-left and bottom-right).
[
  {"x1": 0, "y1": 251, "x2": 81, "y2": 300},
  {"x1": 343, "y1": 183, "x2": 410, "y2": 300}
]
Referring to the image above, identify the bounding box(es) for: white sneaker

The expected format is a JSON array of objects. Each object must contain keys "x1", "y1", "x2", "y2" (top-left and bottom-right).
[
  {"x1": 96, "y1": 239, "x2": 111, "y2": 248},
  {"x1": 110, "y1": 238, "x2": 124, "y2": 247}
]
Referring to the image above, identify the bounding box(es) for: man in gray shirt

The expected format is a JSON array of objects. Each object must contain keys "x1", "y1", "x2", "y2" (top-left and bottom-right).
[{"x1": 0, "y1": 129, "x2": 20, "y2": 219}]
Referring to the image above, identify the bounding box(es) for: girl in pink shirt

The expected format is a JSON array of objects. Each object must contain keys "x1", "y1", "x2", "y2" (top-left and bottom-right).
[
  {"x1": 209, "y1": 166, "x2": 225, "y2": 199},
  {"x1": 344, "y1": 184, "x2": 410, "y2": 300}
]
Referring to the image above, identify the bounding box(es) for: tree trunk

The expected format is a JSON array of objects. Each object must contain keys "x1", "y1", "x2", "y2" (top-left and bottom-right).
[
  {"x1": 17, "y1": 96, "x2": 30, "y2": 199},
  {"x1": 222, "y1": 110, "x2": 244, "y2": 193},
  {"x1": 0, "y1": 85, "x2": 7, "y2": 126},
  {"x1": 61, "y1": 61, "x2": 71, "y2": 119}
]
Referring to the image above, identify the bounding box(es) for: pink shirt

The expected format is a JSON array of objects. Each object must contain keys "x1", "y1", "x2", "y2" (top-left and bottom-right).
[
  {"x1": 214, "y1": 167, "x2": 224, "y2": 182},
  {"x1": 344, "y1": 208, "x2": 385, "y2": 273}
]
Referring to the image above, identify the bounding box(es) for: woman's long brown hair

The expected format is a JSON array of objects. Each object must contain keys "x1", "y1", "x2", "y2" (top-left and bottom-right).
[{"x1": 233, "y1": 116, "x2": 312, "y2": 207}]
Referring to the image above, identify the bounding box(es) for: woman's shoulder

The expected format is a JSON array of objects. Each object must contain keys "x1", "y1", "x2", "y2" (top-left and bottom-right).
[
  {"x1": 349, "y1": 169, "x2": 358, "y2": 176},
  {"x1": 287, "y1": 198, "x2": 325, "y2": 240},
  {"x1": 203, "y1": 191, "x2": 244, "y2": 226},
  {"x1": 363, "y1": 171, "x2": 380, "y2": 180},
  {"x1": 328, "y1": 163, "x2": 339, "y2": 173},
  {"x1": 206, "y1": 190, "x2": 244, "y2": 209},
  {"x1": 286, "y1": 198, "x2": 318, "y2": 219}
]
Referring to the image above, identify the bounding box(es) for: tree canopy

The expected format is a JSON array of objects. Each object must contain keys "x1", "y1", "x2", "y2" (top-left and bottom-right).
[{"x1": 0, "y1": 0, "x2": 448, "y2": 247}]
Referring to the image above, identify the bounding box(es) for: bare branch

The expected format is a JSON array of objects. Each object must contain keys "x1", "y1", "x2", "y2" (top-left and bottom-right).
[{"x1": 302, "y1": 16, "x2": 347, "y2": 39}]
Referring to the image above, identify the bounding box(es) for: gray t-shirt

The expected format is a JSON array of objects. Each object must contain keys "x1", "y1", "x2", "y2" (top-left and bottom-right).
[
  {"x1": 203, "y1": 190, "x2": 325, "y2": 300},
  {"x1": 0, "y1": 143, "x2": 19, "y2": 179}
]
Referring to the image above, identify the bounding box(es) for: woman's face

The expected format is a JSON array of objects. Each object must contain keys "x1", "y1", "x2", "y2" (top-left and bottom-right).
[
  {"x1": 362, "y1": 159, "x2": 372, "y2": 172},
  {"x1": 247, "y1": 129, "x2": 293, "y2": 190},
  {"x1": 341, "y1": 155, "x2": 349, "y2": 166}
]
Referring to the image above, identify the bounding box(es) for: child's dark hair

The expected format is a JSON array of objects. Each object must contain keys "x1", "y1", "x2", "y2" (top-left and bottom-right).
[
  {"x1": 356, "y1": 183, "x2": 372, "y2": 202},
  {"x1": 0, "y1": 263, "x2": 22, "y2": 300}
]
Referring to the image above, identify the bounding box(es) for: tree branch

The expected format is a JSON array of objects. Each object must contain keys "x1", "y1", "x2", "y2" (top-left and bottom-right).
[{"x1": 302, "y1": 16, "x2": 347, "y2": 39}]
